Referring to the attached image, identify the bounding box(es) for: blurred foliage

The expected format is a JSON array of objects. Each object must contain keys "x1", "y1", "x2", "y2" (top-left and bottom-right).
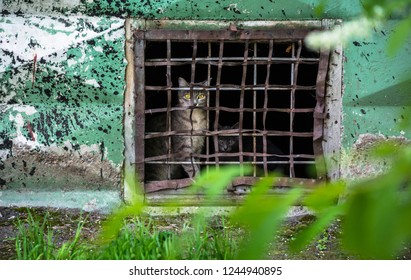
[
  {"x1": 362, "y1": 0, "x2": 411, "y2": 56},
  {"x1": 231, "y1": 177, "x2": 302, "y2": 259},
  {"x1": 296, "y1": 0, "x2": 411, "y2": 259},
  {"x1": 291, "y1": 143, "x2": 411, "y2": 259},
  {"x1": 97, "y1": 170, "x2": 144, "y2": 244},
  {"x1": 100, "y1": 146, "x2": 411, "y2": 259},
  {"x1": 342, "y1": 144, "x2": 411, "y2": 259},
  {"x1": 307, "y1": 0, "x2": 411, "y2": 56},
  {"x1": 95, "y1": 165, "x2": 250, "y2": 259}
]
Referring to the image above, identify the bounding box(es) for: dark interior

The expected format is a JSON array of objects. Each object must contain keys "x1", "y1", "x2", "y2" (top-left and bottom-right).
[{"x1": 144, "y1": 40, "x2": 320, "y2": 180}]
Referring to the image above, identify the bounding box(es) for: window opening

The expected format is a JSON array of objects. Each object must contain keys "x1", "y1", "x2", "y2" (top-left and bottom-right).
[{"x1": 134, "y1": 25, "x2": 330, "y2": 194}]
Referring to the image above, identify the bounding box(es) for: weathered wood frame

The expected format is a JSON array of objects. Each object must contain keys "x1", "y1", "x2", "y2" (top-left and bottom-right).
[{"x1": 123, "y1": 19, "x2": 343, "y2": 204}]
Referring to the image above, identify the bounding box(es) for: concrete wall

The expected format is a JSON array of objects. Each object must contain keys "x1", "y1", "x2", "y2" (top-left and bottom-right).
[{"x1": 1, "y1": 0, "x2": 410, "y2": 211}]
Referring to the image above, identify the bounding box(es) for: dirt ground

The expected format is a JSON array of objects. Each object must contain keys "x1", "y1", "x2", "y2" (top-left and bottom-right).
[
  {"x1": 0, "y1": 207, "x2": 104, "y2": 260},
  {"x1": 0, "y1": 206, "x2": 410, "y2": 260}
]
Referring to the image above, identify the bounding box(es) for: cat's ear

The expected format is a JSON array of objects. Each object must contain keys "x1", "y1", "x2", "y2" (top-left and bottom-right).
[
  {"x1": 200, "y1": 79, "x2": 210, "y2": 87},
  {"x1": 178, "y1": 77, "x2": 189, "y2": 87},
  {"x1": 232, "y1": 122, "x2": 239, "y2": 129}
]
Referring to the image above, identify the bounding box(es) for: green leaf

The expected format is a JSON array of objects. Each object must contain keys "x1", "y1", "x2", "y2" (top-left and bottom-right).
[
  {"x1": 342, "y1": 176, "x2": 411, "y2": 259},
  {"x1": 97, "y1": 166, "x2": 146, "y2": 244},
  {"x1": 97, "y1": 203, "x2": 145, "y2": 244},
  {"x1": 369, "y1": 141, "x2": 399, "y2": 158},
  {"x1": 289, "y1": 204, "x2": 345, "y2": 252},
  {"x1": 231, "y1": 181, "x2": 303, "y2": 259},
  {"x1": 303, "y1": 181, "x2": 346, "y2": 212},
  {"x1": 387, "y1": 15, "x2": 411, "y2": 57},
  {"x1": 190, "y1": 165, "x2": 252, "y2": 201}
]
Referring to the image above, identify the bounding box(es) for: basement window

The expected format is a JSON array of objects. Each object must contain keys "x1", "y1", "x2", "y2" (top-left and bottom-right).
[{"x1": 133, "y1": 21, "x2": 336, "y2": 195}]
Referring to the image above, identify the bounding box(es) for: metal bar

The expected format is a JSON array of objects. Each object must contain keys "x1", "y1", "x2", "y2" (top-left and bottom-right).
[
  {"x1": 145, "y1": 160, "x2": 311, "y2": 165},
  {"x1": 190, "y1": 40, "x2": 198, "y2": 85},
  {"x1": 145, "y1": 60, "x2": 318, "y2": 67},
  {"x1": 145, "y1": 85, "x2": 316, "y2": 91},
  {"x1": 188, "y1": 40, "x2": 198, "y2": 176},
  {"x1": 134, "y1": 31, "x2": 146, "y2": 186},
  {"x1": 143, "y1": 29, "x2": 314, "y2": 41},
  {"x1": 145, "y1": 106, "x2": 315, "y2": 114},
  {"x1": 252, "y1": 42, "x2": 257, "y2": 177},
  {"x1": 289, "y1": 43, "x2": 294, "y2": 178},
  {"x1": 145, "y1": 59, "x2": 318, "y2": 68},
  {"x1": 166, "y1": 40, "x2": 172, "y2": 180},
  {"x1": 239, "y1": 41, "x2": 249, "y2": 173},
  {"x1": 263, "y1": 40, "x2": 274, "y2": 176},
  {"x1": 213, "y1": 41, "x2": 224, "y2": 168},
  {"x1": 145, "y1": 130, "x2": 314, "y2": 138},
  {"x1": 145, "y1": 153, "x2": 315, "y2": 162},
  {"x1": 206, "y1": 42, "x2": 211, "y2": 174},
  {"x1": 145, "y1": 56, "x2": 319, "y2": 63},
  {"x1": 289, "y1": 41, "x2": 303, "y2": 178}
]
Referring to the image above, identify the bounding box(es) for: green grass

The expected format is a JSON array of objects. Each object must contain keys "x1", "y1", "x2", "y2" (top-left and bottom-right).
[
  {"x1": 15, "y1": 211, "x2": 85, "y2": 260},
  {"x1": 87, "y1": 218, "x2": 177, "y2": 260},
  {"x1": 13, "y1": 212, "x2": 241, "y2": 260}
]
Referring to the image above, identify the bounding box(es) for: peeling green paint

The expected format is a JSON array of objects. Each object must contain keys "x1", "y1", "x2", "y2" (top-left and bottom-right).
[
  {"x1": 81, "y1": 0, "x2": 363, "y2": 20},
  {"x1": 2, "y1": 0, "x2": 363, "y2": 20},
  {"x1": 1, "y1": 15, "x2": 125, "y2": 166},
  {"x1": 30, "y1": 22, "x2": 72, "y2": 36},
  {"x1": 343, "y1": 20, "x2": 411, "y2": 148},
  {"x1": 1, "y1": 14, "x2": 125, "y2": 207}
]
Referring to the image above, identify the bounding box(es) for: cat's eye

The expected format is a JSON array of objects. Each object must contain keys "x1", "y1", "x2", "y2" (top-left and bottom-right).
[
  {"x1": 184, "y1": 93, "x2": 191, "y2": 100},
  {"x1": 198, "y1": 93, "x2": 205, "y2": 99}
]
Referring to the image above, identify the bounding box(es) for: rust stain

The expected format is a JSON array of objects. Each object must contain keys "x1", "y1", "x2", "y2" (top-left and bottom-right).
[
  {"x1": 32, "y1": 53, "x2": 37, "y2": 88},
  {"x1": 229, "y1": 23, "x2": 238, "y2": 32},
  {"x1": 27, "y1": 121, "x2": 35, "y2": 141}
]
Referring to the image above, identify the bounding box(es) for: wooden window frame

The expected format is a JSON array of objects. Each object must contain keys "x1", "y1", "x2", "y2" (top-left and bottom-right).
[{"x1": 124, "y1": 19, "x2": 343, "y2": 203}]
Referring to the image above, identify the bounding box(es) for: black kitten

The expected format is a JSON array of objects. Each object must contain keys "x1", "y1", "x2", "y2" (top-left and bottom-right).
[{"x1": 217, "y1": 122, "x2": 286, "y2": 175}]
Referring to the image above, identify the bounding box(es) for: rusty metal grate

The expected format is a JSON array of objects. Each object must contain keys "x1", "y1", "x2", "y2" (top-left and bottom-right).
[{"x1": 134, "y1": 26, "x2": 330, "y2": 194}]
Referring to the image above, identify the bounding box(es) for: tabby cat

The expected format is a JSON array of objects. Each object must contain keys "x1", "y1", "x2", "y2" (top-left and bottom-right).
[{"x1": 145, "y1": 77, "x2": 208, "y2": 181}]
